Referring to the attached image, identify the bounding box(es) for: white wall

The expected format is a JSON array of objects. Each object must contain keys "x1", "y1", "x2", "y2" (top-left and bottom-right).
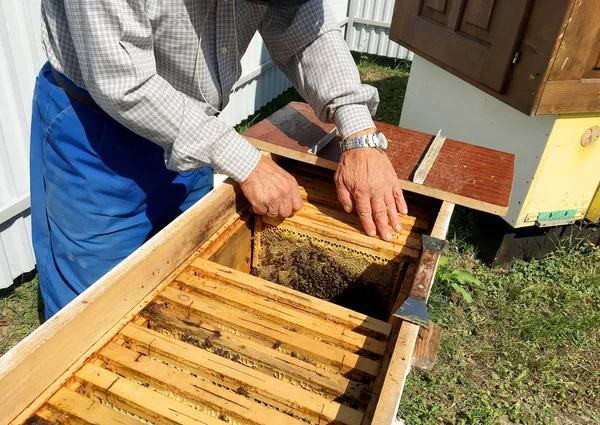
[
  {"x1": 0, "y1": 0, "x2": 45, "y2": 288},
  {"x1": 346, "y1": 0, "x2": 412, "y2": 60}
]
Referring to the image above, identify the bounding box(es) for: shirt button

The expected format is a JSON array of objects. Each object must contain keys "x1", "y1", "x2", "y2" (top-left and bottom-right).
[{"x1": 221, "y1": 47, "x2": 228, "y2": 54}]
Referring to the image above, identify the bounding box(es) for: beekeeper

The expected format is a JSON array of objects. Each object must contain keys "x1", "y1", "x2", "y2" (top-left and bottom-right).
[{"x1": 31, "y1": 0, "x2": 407, "y2": 318}]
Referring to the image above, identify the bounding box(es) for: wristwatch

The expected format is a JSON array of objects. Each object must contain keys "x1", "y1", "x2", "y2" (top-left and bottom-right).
[{"x1": 341, "y1": 131, "x2": 388, "y2": 153}]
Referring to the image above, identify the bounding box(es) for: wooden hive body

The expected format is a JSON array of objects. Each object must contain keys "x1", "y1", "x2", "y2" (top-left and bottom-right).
[
  {"x1": 1, "y1": 103, "x2": 513, "y2": 425},
  {"x1": 1, "y1": 162, "x2": 452, "y2": 425}
]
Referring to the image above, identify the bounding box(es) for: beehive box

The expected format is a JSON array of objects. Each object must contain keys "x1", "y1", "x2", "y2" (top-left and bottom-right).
[{"x1": 0, "y1": 104, "x2": 514, "y2": 425}]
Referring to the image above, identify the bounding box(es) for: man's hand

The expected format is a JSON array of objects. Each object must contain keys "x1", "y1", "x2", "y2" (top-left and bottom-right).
[
  {"x1": 335, "y1": 131, "x2": 408, "y2": 241},
  {"x1": 240, "y1": 155, "x2": 303, "y2": 218}
]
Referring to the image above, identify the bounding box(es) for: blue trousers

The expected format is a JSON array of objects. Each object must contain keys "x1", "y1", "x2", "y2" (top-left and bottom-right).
[{"x1": 31, "y1": 62, "x2": 214, "y2": 319}]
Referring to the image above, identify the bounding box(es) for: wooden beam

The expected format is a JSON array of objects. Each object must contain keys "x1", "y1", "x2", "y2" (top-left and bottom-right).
[
  {"x1": 364, "y1": 201, "x2": 454, "y2": 423},
  {"x1": 2, "y1": 181, "x2": 246, "y2": 425},
  {"x1": 46, "y1": 388, "x2": 141, "y2": 425},
  {"x1": 368, "y1": 320, "x2": 420, "y2": 425},
  {"x1": 411, "y1": 321, "x2": 443, "y2": 371},
  {"x1": 430, "y1": 202, "x2": 455, "y2": 239},
  {"x1": 98, "y1": 343, "x2": 308, "y2": 425},
  {"x1": 190, "y1": 257, "x2": 392, "y2": 339},
  {"x1": 140, "y1": 301, "x2": 369, "y2": 403},
  {"x1": 119, "y1": 323, "x2": 364, "y2": 425},
  {"x1": 76, "y1": 363, "x2": 227, "y2": 425},
  {"x1": 175, "y1": 272, "x2": 387, "y2": 357},
  {"x1": 155, "y1": 286, "x2": 381, "y2": 380},
  {"x1": 413, "y1": 130, "x2": 446, "y2": 185}
]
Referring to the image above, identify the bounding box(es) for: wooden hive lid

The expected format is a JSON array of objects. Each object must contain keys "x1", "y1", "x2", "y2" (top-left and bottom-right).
[{"x1": 243, "y1": 102, "x2": 515, "y2": 216}]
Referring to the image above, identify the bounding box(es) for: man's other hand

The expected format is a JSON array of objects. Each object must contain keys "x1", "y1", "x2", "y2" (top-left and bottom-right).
[
  {"x1": 335, "y1": 135, "x2": 408, "y2": 241},
  {"x1": 240, "y1": 155, "x2": 303, "y2": 218}
]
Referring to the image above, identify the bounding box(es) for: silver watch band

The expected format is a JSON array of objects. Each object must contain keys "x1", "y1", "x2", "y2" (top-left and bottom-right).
[{"x1": 341, "y1": 132, "x2": 382, "y2": 153}]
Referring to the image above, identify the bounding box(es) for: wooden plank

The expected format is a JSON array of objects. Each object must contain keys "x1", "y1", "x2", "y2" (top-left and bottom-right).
[
  {"x1": 243, "y1": 103, "x2": 514, "y2": 216},
  {"x1": 290, "y1": 170, "x2": 439, "y2": 227},
  {"x1": 290, "y1": 203, "x2": 421, "y2": 248},
  {"x1": 546, "y1": 0, "x2": 600, "y2": 83},
  {"x1": 190, "y1": 257, "x2": 392, "y2": 339},
  {"x1": 76, "y1": 363, "x2": 226, "y2": 425},
  {"x1": 536, "y1": 80, "x2": 600, "y2": 115},
  {"x1": 413, "y1": 131, "x2": 445, "y2": 185},
  {"x1": 197, "y1": 211, "x2": 246, "y2": 260},
  {"x1": 366, "y1": 320, "x2": 420, "y2": 425},
  {"x1": 175, "y1": 272, "x2": 387, "y2": 357},
  {"x1": 155, "y1": 287, "x2": 381, "y2": 380},
  {"x1": 118, "y1": 323, "x2": 364, "y2": 425},
  {"x1": 139, "y1": 301, "x2": 370, "y2": 403},
  {"x1": 252, "y1": 212, "x2": 263, "y2": 271},
  {"x1": 45, "y1": 387, "x2": 141, "y2": 425},
  {"x1": 205, "y1": 215, "x2": 253, "y2": 273},
  {"x1": 2, "y1": 181, "x2": 246, "y2": 425},
  {"x1": 411, "y1": 321, "x2": 442, "y2": 371},
  {"x1": 262, "y1": 214, "x2": 421, "y2": 260},
  {"x1": 430, "y1": 201, "x2": 455, "y2": 239},
  {"x1": 98, "y1": 343, "x2": 308, "y2": 425},
  {"x1": 531, "y1": 0, "x2": 577, "y2": 114}
]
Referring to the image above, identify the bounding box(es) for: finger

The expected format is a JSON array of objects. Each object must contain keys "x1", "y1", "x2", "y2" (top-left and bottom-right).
[
  {"x1": 336, "y1": 182, "x2": 354, "y2": 213},
  {"x1": 372, "y1": 196, "x2": 393, "y2": 241},
  {"x1": 394, "y1": 185, "x2": 408, "y2": 215},
  {"x1": 279, "y1": 198, "x2": 293, "y2": 218},
  {"x1": 291, "y1": 188, "x2": 303, "y2": 213},
  {"x1": 252, "y1": 203, "x2": 268, "y2": 216},
  {"x1": 356, "y1": 194, "x2": 376, "y2": 237},
  {"x1": 385, "y1": 193, "x2": 402, "y2": 233},
  {"x1": 288, "y1": 176, "x2": 304, "y2": 213},
  {"x1": 266, "y1": 200, "x2": 281, "y2": 217}
]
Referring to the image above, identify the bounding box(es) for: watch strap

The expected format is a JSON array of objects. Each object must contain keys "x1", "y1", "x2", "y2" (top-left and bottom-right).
[{"x1": 341, "y1": 132, "x2": 381, "y2": 152}]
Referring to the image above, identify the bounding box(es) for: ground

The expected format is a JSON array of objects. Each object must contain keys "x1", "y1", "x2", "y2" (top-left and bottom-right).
[{"x1": 1, "y1": 54, "x2": 599, "y2": 425}]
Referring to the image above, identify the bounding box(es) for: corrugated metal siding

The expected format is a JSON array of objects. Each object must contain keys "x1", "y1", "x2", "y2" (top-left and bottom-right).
[
  {"x1": 220, "y1": 33, "x2": 292, "y2": 127},
  {"x1": 346, "y1": 0, "x2": 413, "y2": 60},
  {"x1": 0, "y1": 0, "x2": 45, "y2": 288}
]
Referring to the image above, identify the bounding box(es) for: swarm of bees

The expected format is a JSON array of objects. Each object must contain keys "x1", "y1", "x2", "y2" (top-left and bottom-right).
[{"x1": 256, "y1": 225, "x2": 401, "y2": 319}]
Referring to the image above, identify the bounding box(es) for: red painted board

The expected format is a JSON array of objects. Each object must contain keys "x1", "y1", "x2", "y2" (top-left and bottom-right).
[{"x1": 243, "y1": 102, "x2": 515, "y2": 215}]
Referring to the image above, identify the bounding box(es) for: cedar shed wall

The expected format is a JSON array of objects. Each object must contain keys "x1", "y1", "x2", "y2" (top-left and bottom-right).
[{"x1": 390, "y1": 0, "x2": 600, "y2": 116}]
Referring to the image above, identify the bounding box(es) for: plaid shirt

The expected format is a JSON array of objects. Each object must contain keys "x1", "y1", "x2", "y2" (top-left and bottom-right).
[{"x1": 41, "y1": 0, "x2": 379, "y2": 182}]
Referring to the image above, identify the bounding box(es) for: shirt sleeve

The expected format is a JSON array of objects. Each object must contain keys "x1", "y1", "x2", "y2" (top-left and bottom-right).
[
  {"x1": 62, "y1": 1, "x2": 261, "y2": 182},
  {"x1": 259, "y1": 0, "x2": 379, "y2": 139}
]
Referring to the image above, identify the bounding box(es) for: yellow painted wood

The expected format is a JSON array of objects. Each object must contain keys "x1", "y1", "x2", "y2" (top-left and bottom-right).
[
  {"x1": 516, "y1": 113, "x2": 600, "y2": 228},
  {"x1": 586, "y1": 184, "x2": 600, "y2": 222}
]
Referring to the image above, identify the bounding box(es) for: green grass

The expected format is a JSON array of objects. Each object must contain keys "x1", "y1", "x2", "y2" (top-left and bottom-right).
[
  {"x1": 398, "y1": 208, "x2": 600, "y2": 424},
  {"x1": 2, "y1": 55, "x2": 599, "y2": 425},
  {"x1": 0, "y1": 275, "x2": 43, "y2": 355},
  {"x1": 354, "y1": 53, "x2": 411, "y2": 125}
]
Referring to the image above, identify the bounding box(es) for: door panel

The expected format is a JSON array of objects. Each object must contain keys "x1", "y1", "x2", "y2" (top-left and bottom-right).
[{"x1": 391, "y1": 0, "x2": 532, "y2": 93}]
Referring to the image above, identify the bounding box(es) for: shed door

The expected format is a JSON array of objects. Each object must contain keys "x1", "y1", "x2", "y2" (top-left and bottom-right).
[{"x1": 391, "y1": 0, "x2": 532, "y2": 93}]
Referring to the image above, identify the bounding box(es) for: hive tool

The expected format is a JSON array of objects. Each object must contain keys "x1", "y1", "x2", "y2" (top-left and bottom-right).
[{"x1": 394, "y1": 235, "x2": 447, "y2": 328}]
